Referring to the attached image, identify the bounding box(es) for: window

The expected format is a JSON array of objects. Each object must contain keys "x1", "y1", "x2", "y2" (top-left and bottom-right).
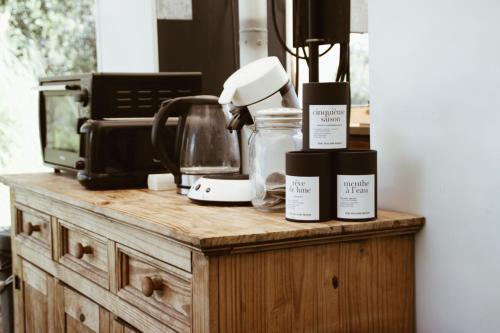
[
  {"x1": 0, "y1": 0, "x2": 97, "y2": 225},
  {"x1": 294, "y1": 33, "x2": 370, "y2": 126}
]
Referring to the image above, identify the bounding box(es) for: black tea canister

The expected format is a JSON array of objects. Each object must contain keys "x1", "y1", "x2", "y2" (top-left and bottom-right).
[
  {"x1": 334, "y1": 150, "x2": 377, "y2": 221},
  {"x1": 302, "y1": 82, "x2": 351, "y2": 151},
  {"x1": 285, "y1": 151, "x2": 332, "y2": 222}
]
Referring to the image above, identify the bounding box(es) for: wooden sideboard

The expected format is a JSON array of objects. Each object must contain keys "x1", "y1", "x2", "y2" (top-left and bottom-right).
[{"x1": 1, "y1": 173, "x2": 424, "y2": 333}]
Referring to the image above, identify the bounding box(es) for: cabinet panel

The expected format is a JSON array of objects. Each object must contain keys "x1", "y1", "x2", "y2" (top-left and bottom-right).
[
  {"x1": 337, "y1": 235, "x2": 415, "y2": 333},
  {"x1": 218, "y1": 243, "x2": 341, "y2": 333},
  {"x1": 21, "y1": 260, "x2": 51, "y2": 333},
  {"x1": 24, "y1": 283, "x2": 49, "y2": 333},
  {"x1": 218, "y1": 236, "x2": 415, "y2": 333}
]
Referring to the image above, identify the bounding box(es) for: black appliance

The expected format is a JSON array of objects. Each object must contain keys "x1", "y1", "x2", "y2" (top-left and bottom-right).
[
  {"x1": 77, "y1": 119, "x2": 176, "y2": 190},
  {"x1": 38, "y1": 72, "x2": 201, "y2": 189}
]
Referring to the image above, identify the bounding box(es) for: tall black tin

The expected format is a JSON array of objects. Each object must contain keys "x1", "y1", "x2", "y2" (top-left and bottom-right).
[
  {"x1": 333, "y1": 150, "x2": 377, "y2": 221},
  {"x1": 302, "y1": 82, "x2": 351, "y2": 151},
  {"x1": 285, "y1": 151, "x2": 332, "y2": 222}
]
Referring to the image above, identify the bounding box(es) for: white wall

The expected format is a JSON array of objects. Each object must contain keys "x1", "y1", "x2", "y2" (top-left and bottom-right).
[
  {"x1": 95, "y1": 0, "x2": 158, "y2": 72},
  {"x1": 369, "y1": 0, "x2": 500, "y2": 331}
]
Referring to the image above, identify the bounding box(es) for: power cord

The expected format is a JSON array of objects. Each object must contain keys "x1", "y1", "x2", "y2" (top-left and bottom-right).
[
  {"x1": 270, "y1": 0, "x2": 350, "y2": 84},
  {"x1": 271, "y1": 0, "x2": 334, "y2": 61}
]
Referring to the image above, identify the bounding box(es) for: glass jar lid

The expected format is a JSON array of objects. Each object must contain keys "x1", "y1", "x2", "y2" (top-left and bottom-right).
[{"x1": 254, "y1": 108, "x2": 302, "y2": 124}]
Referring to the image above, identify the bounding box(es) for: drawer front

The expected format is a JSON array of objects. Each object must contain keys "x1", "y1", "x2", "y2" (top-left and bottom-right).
[
  {"x1": 15, "y1": 204, "x2": 52, "y2": 258},
  {"x1": 116, "y1": 244, "x2": 192, "y2": 333},
  {"x1": 58, "y1": 220, "x2": 109, "y2": 289},
  {"x1": 63, "y1": 287, "x2": 101, "y2": 332}
]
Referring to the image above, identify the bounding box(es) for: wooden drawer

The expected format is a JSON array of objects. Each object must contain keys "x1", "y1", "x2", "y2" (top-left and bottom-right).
[
  {"x1": 57, "y1": 220, "x2": 109, "y2": 289},
  {"x1": 63, "y1": 286, "x2": 110, "y2": 332},
  {"x1": 15, "y1": 204, "x2": 52, "y2": 258},
  {"x1": 116, "y1": 244, "x2": 192, "y2": 333}
]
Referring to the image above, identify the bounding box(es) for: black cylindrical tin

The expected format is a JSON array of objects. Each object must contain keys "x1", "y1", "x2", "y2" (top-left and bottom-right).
[
  {"x1": 285, "y1": 151, "x2": 332, "y2": 222},
  {"x1": 333, "y1": 150, "x2": 377, "y2": 221},
  {"x1": 302, "y1": 82, "x2": 351, "y2": 151}
]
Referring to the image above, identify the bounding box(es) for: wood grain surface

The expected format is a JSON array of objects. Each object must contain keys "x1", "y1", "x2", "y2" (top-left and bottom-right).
[
  {"x1": 218, "y1": 235, "x2": 415, "y2": 333},
  {"x1": 1, "y1": 173, "x2": 424, "y2": 250},
  {"x1": 191, "y1": 252, "x2": 219, "y2": 333},
  {"x1": 21, "y1": 261, "x2": 49, "y2": 333}
]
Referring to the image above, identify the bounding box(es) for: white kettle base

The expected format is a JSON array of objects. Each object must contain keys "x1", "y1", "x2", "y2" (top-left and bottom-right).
[{"x1": 187, "y1": 174, "x2": 252, "y2": 205}]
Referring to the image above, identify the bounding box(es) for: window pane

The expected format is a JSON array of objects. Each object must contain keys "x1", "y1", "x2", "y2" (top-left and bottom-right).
[
  {"x1": 0, "y1": 0, "x2": 97, "y2": 226},
  {"x1": 295, "y1": 33, "x2": 370, "y2": 107}
]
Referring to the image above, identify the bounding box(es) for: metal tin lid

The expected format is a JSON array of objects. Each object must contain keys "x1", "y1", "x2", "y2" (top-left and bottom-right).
[
  {"x1": 334, "y1": 150, "x2": 377, "y2": 174},
  {"x1": 286, "y1": 150, "x2": 332, "y2": 176},
  {"x1": 219, "y1": 57, "x2": 290, "y2": 107}
]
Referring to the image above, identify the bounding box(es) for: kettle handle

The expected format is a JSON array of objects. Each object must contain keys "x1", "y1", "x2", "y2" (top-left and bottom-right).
[
  {"x1": 151, "y1": 98, "x2": 183, "y2": 177},
  {"x1": 151, "y1": 96, "x2": 221, "y2": 179}
]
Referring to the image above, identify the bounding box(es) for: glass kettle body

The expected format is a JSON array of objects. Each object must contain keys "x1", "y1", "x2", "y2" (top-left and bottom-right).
[{"x1": 152, "y1": 96, "x2": 240, "y2": 194}]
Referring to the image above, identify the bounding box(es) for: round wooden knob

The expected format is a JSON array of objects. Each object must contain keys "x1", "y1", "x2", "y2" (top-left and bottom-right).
[
  {"x1": 74, "y1": 242, "x2": 93, "y2": 259},
  {"x1": 141, "y1": 276, "x2": 162, "y2": 297},
  {"x1": 25, "y1": 222, "x2": 41, "y2": 236},
  {"x1": 79, "y1": 313, "x2": 85, "y2": 322}
]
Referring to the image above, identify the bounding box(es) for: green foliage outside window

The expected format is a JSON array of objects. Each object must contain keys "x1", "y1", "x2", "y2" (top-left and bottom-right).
[
  {"x1": 1, "y1": 0, "x2": 96, "y2": 76},
  {"x1": 0, "y1": 0, "x2": 96, "y2": 167}
]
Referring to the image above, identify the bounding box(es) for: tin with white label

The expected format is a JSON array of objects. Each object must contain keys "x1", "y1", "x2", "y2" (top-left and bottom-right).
[
  {"x1": 302, "y1": 82, "x2": 350, "y2": 151},
  {"x1": 334, "y1": 150, "x2": 377, "y2": 221},
  {"x1": 285, "y1": 151, "x2": 332, "y2": 222}
]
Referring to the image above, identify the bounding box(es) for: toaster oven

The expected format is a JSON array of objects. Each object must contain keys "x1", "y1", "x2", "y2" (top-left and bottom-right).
[{"x1": 38, "y1": 72, "x2": 201, "y2": 173}]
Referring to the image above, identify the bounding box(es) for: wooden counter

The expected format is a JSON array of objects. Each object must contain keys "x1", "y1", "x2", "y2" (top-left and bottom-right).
[{"x1": 1, "y1": 173, "x2": 424, "y2": 333}]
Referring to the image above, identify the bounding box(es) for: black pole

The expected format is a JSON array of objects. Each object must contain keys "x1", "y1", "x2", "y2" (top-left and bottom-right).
[
  {"x1": 307, "y1": 0, "x2": 321, "y2": 82},
  {"x1": 308, "y1": 42, "x2": 319, "y2": 82}
]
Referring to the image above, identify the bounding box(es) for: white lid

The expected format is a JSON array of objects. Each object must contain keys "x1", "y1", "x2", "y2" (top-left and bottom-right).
[{"x1": 219, "y1": 57, "x2": 289, "y2": 107}]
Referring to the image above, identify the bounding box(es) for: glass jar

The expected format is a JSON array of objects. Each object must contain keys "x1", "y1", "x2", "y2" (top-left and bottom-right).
[{"x1": 249, "y1": 108, "x2": 303, "y2": 211}]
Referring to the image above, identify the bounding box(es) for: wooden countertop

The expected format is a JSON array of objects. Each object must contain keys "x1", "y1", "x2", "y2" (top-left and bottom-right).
[{"x1": 1, "y1": 173, "x2": 424, "y2": 251}]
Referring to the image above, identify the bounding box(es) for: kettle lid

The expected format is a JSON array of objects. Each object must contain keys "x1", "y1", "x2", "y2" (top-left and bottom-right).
[{"x1": 219, "y1": 57, "x2": 289, "y2": 107}]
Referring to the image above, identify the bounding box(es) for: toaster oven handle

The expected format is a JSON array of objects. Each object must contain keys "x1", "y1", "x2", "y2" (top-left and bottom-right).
[{"x1": 36, "y1": 84, "x2": 81, "y2": 92}]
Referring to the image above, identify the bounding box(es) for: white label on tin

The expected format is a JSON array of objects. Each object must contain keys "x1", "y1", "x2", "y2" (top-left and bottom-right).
[
  {"x1": 309, "y1": 104, "x2": 347, "y2": 149},
  {"x1": 286, "y1": 176, "x2": 319, "y2": 221},
  {"x1": 337, "y1": 174, "x2": 375, "y2": 219},
  {"x1": 157, "y1": 0, "x2": 193, "y2": 20}
]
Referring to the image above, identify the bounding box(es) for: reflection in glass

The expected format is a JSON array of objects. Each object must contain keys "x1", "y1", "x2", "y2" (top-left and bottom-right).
[{"x1": 45, "y1": 95, "x2": 79, "y2": 152}]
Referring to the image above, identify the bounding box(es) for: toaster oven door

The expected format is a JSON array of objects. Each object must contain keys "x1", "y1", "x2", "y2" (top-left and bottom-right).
[{"x1": 39, "y1": 83, "x2": 87, "y2": 170}]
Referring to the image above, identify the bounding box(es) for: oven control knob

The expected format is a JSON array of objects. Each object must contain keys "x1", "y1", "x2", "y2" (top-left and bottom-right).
[
  {"x1": 74, "y1": 89, "x2": 89, "y2": 106},
  {"x1": 75, "y1": 160, "x2": 85, "y2": 170}
]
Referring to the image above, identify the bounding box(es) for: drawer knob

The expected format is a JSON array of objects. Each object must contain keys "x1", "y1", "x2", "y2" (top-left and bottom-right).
[
  {"x1": 25, "y1": 222, "x2": 41, "y2": 236},
  {"x1": 141, "y1": 276, "x2": 162, "y2": 297},
  {"x1": 79, "y1": 313, "x2": 86, "y2": 322},
  {"x1": 74, "y1": 242, "x2": 93, "y2": 259}
]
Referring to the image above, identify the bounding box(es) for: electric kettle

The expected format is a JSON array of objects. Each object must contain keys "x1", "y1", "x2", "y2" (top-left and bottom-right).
[{"x1": 152, "y1": 96, "x2": 240, "y2": 194}]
